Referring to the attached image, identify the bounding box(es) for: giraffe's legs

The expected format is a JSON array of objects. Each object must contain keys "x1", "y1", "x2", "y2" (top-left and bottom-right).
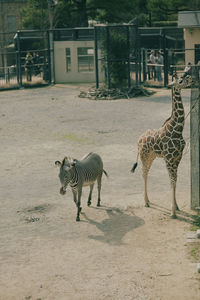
[
  {"x1": 141, "y1": 152, "x2": 156, "y2": 207},
  {"x1": 143, "y1": 172, "x2": 150, "y2": 207},
  {"x1": 165, "y1": 160, "x2": 179, "y2": 218},
  {"x1": 171, "y1": 182, "x2": 177, "y2": 218}
]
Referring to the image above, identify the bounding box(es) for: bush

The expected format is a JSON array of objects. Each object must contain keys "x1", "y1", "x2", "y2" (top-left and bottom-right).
[{"x1": 102, "y1": 30, "x2": 129, "y2": 88}]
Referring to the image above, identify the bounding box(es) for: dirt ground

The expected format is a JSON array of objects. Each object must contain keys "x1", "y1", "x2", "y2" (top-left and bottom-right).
[{"x1": 0, "y1": 84, "x2": 200, "y2": 300}]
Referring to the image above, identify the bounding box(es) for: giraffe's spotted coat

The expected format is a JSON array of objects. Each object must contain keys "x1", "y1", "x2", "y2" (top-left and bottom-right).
[{"x1": 133, "y1": 75, "x2": 194, "y2": 217}]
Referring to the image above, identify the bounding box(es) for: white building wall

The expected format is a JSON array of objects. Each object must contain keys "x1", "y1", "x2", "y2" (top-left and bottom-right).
[
  {"x1": 54, "y1": 40, "x2": 104, "y2": 83},
  {"x1": 184, "y1": 28, "x2": 200, "y2": 64}
]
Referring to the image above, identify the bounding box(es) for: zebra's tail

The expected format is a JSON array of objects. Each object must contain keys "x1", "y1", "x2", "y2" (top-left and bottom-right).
[
  {"x1": 103, "y1": 169, "x2": 109, "y2": 178},
  {"x1": 131, "y1": 152, "x2": 139, "y2": 173}
]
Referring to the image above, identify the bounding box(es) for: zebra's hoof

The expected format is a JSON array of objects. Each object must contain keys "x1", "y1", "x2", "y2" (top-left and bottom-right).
[
  {"x1": 60, "y1": 187, "x2": 66, "y2": 195},
  {"x1": 76, "y1": 216, "x2": 80, "y2": 221},
  {"x1": 97, "y1": 203, "x2": 101, "y2": 207},
  {"x1": 145, "y1": 202, "x2": 150, "y2": 207},
  {"x1": 171, "y1": 214, "x2": 177, "y2": 219},
  {"x1": 87, "y1": 201, "x2": 91, "y2": 206}
]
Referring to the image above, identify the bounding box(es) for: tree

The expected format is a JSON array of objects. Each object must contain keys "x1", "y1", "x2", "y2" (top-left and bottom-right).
[
  {"x1": 21, "y1": 0, "x2": 200, "y2": 30},
  {"x1": 147, "y1": 0, "x2": 200, "y2": 24},
  {"x1": 20, "y1": 0, "x2": 143, "y2": 30},
  {"x1": 20, "y1": 0, "x2": 49, "y2": 30}
]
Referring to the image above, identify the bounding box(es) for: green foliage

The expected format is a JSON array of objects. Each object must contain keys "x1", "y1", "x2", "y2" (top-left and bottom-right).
[
  {"x1": 102, "y1": 31, "x2": 129, "y2": 88},
  {"x1": 20, "y1": 0, "x2": 49, "y2": 29},
  {"x1": 20, "y1": 0, "x2": 200, "y2": 30},
  {"x1": 147, "y1": 0, "x2": 200, "y2": 23}
]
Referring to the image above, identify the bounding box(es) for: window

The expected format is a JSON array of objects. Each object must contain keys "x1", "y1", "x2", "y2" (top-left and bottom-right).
[
  {"x1": 77, "y1": 47, "x2": 94, "y2": 72},
  {"x1": 195, "y1": 44, "x2": 200, "y2": 65},
  {"x1": 7, "y1": 15, "x2": 16, "y2": 32},
  {"x1": 65, "y1": 48, "x2": 71, "y2": 72}
]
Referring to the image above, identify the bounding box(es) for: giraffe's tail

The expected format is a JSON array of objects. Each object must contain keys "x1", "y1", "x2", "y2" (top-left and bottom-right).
[
  {"x1": 131, "y1": 152, "x2": 139, "y2": 173},
  {"x1": 131, "y1": 162, "x2": 138, "y2": 173}
]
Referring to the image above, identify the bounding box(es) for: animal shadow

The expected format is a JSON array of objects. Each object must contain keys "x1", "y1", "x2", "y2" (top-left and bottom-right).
[{"x1": 82, "y1": 207, "x2": 145, "y2": 245}]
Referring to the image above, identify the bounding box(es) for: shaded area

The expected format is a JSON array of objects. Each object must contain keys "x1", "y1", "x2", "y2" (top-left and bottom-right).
[{"x1": 82, "y1": 207, "x2": 145, "y2": 245}]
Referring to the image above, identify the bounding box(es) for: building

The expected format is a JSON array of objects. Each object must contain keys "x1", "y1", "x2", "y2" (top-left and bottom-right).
[
  {"x1": 178, "y1": 11, "x2": 200, "y2": 64},
  {"x1": 0, "y1": 0, "x2": 27, "y2": 73},
  {"x1": 0, "y1": 0, "x2": 27, "y2": 33}
]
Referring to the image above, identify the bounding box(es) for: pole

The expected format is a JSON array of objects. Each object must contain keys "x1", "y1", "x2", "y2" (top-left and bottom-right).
[
  {"x1": 127, "y1": 26, "x2": 131, "y2": 88},
  {"x1": 190, "y1": 87, "x2": 200, "y2": 210},
  {"x1": 106, "y1": 26, "x2": 111, "y2": 89},
  {"x1": 94, "y1": 26, "x2": 99, "y2": 89}
]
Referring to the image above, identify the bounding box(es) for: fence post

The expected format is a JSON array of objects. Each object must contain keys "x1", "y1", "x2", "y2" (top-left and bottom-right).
[
  {"x1": 135, "y1": 25, "x2": 139, "y2": 86},
  {"x1": 190, "y1": 87, "x2": 200, "y2": 210},
  {"x1": 162, "y1": 29, "x2": 168, "y2": 87},
  {"x1": 47, "y1": 30, "x2": 52, "y2": 84},
  {"x1": 106, "y1": 26, "x2": 111, "y2": 89},
  {"x1": 127, "y1": 26, "x2": 131, "y2": 88},
  {"x1": 16, "y1": 31, "x2": 22, "y2": 88},
  {"x1": 94, "y1": 26, "x2": 99, "y2": 89}
]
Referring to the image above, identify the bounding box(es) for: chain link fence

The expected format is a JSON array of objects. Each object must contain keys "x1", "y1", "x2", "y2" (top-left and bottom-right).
[
  {"x1": 0, "y1": 30, "x2": 51, "y2": 89},
  {"x1": 94, "y1": 24, "x2": 139, "y2": 89}
]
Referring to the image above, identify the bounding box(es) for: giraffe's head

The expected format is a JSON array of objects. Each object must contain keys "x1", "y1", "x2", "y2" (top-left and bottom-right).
[{"x1": 168, "y1": 75, "x2": 196, "y2": 89}]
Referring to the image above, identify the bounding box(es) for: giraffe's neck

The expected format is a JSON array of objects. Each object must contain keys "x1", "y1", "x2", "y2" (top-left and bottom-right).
[{"x1": 167, "y1": 86, "x2": 185, "y2": 133}]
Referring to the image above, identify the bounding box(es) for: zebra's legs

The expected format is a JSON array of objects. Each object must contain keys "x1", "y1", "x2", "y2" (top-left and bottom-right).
[
  {"x1": 72, "y1": 189, "x2": 82, "y2": 221},
  {"x1": 88, "y1": 183, "x2": 94, "y2": 206},
  {"x1": 76, "y1": 188, "x2": 82, "y2": 221},
  {"x1": 97, "y1": 175, "x2": 102, "y2": 207}
]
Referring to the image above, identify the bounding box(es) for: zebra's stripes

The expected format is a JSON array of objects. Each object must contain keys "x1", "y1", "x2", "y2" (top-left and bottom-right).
[{"x1": 55, "y1": 152, "x2": 108, "y2": 221}]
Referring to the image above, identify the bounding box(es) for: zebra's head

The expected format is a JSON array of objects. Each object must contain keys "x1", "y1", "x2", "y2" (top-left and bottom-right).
[{"x1": 55, "y1": 156, "x2": 76, "y2": 195}]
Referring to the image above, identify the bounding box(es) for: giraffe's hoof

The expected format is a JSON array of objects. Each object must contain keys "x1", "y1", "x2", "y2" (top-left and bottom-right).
[
  {"x1": 171, "y1": 214, "x2": 177, "y2": 219},
  {"x1": 145, "y1": 202, "x2": 150, "y2": 208}
]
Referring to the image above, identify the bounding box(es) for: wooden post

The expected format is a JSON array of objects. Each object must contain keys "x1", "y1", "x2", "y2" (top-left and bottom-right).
[{"x1": 190, "y1": 87, "x2": 200, "y2": 210}]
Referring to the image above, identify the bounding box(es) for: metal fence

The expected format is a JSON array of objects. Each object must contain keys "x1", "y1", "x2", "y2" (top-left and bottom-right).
[
  {"x1": 139, "y1": 47, "x2": 200, "y2": 87},
  {"x1": 1, "y1": 27, "x2": 200, "y2": 90},
  {"x1": 94, "y1": 24, "x2": 139, "y2": 89},
  {"x1": 0, "y1": 31, "x2": 51, "y2": 89}
]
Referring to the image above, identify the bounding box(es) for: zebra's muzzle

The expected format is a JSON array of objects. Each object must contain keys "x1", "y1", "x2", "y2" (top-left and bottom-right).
[{"x1": 60, "y1": 187, "x2": 66, "y2": 195}]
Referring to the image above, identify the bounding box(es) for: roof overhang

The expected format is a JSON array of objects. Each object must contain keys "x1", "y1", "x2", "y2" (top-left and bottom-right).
[{"x1": 178, "y1": 11, "x2": 200, "y2": 28}]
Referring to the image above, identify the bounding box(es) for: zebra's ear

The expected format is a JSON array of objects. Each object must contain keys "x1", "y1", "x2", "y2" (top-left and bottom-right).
[{"x1": 55, "y1": 160, "x2": 61, "y2": 167}]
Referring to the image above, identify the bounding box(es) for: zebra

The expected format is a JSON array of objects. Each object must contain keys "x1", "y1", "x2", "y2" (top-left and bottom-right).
[{"x1": 55, "y1": 152, "x2": 108, "y2": 221}]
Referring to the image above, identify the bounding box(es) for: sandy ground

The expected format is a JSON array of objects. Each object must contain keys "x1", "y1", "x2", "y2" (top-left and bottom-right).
[{"x1": 0, "y1": 84, "x2": 200, "y2": 300}]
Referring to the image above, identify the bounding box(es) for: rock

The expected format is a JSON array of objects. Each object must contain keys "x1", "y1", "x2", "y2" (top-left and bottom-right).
[
  {"x1": 197, "y1": 263, "x2": 200, "y2": 273},
  {"x1": 196, "y1": 229, "x2": 200, "y2": 238}
]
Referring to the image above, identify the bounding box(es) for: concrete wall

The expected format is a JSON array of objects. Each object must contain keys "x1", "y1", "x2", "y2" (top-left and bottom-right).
[
  {"x1": 54, "y1": 40, "x2": 104, "y2": 83},
  {"x1": 184, "y1": 28, "x2": 200, "y2": 64}
]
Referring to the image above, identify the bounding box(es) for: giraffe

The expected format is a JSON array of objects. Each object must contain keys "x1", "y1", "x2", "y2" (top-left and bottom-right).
[{"x1": 131, "y1": 75, "x2": 194, "y2": 218}]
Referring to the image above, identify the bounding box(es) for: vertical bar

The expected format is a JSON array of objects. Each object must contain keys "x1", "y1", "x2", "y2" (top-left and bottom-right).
[
  {"x1": 47, "y1": 30, "x2": 51, "y2": 84},
  {"x1": 94, "y1": 26, "x2": 99, "y2": 89},
  {"x1": 190, "y1": 87, "x2": 200, "y2": 209},
  {"x1": 138, "y1": 48, "x2": 142, "y2": 84},
  {"x1": 16, "y1": 32, "x2": 22, "y2": 88},
  {"x1": 48, "y1": 29, "x2": 55, "y2": 84},
  {"x1": 127, "y1": 26, "x2": 131, "y2": 88},
  {"x1": 163, "y1": 30, "x2": 168, "y2": 87},
  {"x1": 142, "y1": 49, "x2": 146, "y2": 82},
  {"x1": 135, "y1": 25, "x2": 139, "y2": 86},
  {"x1": 106, "y1": 26, "x2": 111, "y2": 89}
]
